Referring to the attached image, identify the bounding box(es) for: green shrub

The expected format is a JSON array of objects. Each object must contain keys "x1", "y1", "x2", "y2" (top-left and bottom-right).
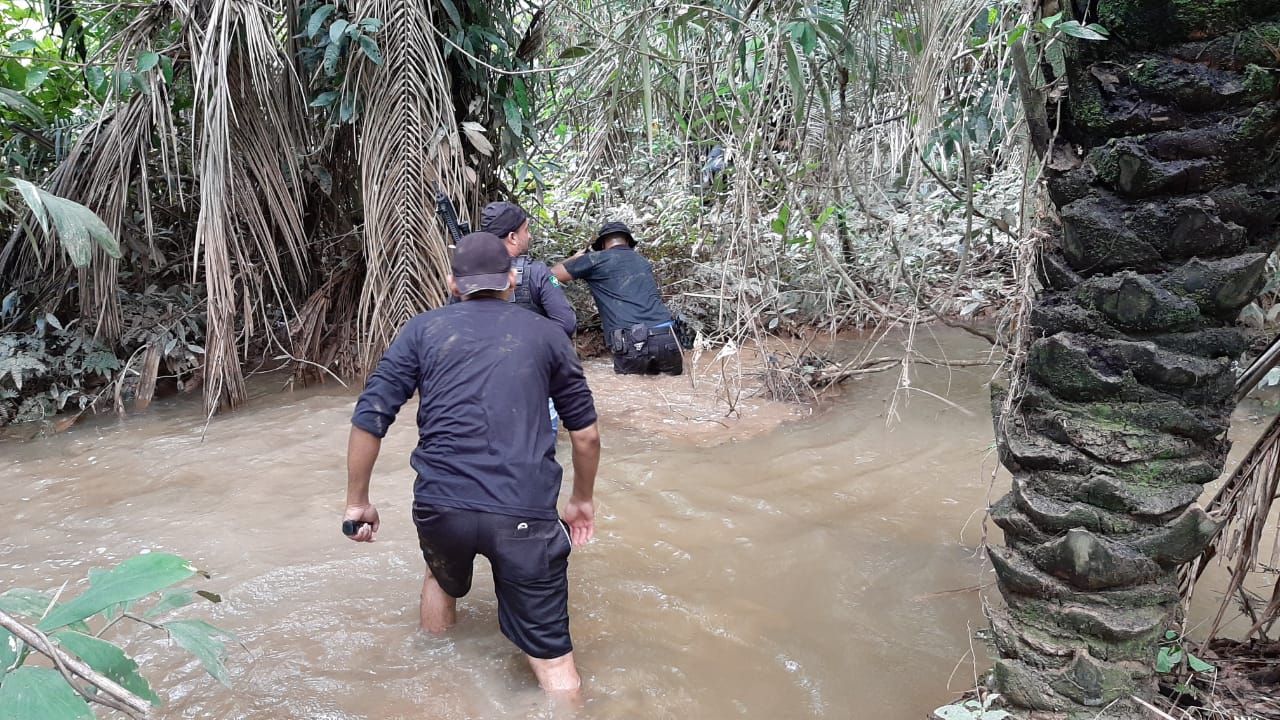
[{"x1": 0, "y1": 552, "x2": 234, "y2": 719}]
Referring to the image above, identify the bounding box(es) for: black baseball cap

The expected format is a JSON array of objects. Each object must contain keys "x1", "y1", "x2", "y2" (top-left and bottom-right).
[
  {"x1": 593, "y1": 221, "x2": 636, "y2": 251},
  {"x1": 480, "y1": 201, "x2": 528, "y2": 239},
  {"x1": 451, "y1": 232, "x2": 512, "y2": 295}
]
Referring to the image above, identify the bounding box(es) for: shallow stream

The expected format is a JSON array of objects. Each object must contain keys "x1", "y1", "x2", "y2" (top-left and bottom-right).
[{"x1": 8, "y1": 328, "x2": 1215, "y2": 719}]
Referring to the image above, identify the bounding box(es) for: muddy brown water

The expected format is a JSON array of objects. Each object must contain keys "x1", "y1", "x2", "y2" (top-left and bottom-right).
[{"x1": 8, "y1": 328, "x2": 1260, "y2": 719}]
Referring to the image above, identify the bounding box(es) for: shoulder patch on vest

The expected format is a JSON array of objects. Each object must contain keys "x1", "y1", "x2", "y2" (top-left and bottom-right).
[{"x1": 550, "y1": 276, "x2": 563, "y2": 287}]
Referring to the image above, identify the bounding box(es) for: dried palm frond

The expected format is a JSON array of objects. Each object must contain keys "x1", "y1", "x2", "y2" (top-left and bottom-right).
[
  {"x1": 188, "y1": 0, "x2": 310, "y2": 413},
  {"x1": 1185, "y1": 411, "x2": 1280, "y2": 641},
  {"x1": 515, "y1": 5, "x2": 547, "y2": 64},
  {"x1": 48, "y1": 98, "x2": 161, "y2": 344},
  {"x1": 353, "y1": 0, "x2": 466, "y2": 369},
  {"x1": 288, "y1": 264, "x2": 362, "y2": 384},
  {"x1": 38, "y1": 0, "x2": 188, "y2": 344}
]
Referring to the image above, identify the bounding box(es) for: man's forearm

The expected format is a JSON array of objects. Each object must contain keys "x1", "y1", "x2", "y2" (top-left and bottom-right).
[
  {"x1": 568, "y1": 423, "x2": 600, "y2": 500},
  {"x1": 347, "y1": 425, "x2": 382, "y2": 506},
  {"x1": 550, "y1": 263, "x2": 573, "y2": 284}
]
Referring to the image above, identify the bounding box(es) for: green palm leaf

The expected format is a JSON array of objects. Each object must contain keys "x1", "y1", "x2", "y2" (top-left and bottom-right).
[{"x1": 2, "y1": 177, "x2": 119, "y2": 268}]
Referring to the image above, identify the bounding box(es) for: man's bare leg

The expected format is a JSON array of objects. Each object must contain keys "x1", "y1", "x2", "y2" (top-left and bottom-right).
[
  {"x1": 420, "y1": 573, "x2": 457, "y2": 633},
  {"x1": 527, "y1": 651, "x2": 581, "y2": 695}
]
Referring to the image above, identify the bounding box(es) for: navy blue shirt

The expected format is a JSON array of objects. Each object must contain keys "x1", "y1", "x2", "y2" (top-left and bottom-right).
[
  {"x1": 513, "y1": 258, "x2": 577, "y2": 336},
  {"x1": 351, "y1": 298, "x2": 597, "y2": 520},
  {"x1": 563, "y1": 246, "x2": 674, "y2": 337}
]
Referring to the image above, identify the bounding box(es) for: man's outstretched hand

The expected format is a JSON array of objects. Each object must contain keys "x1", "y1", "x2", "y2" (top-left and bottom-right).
[{"x1": 561, "y1": 496, "x2": 595, "y2": 546}]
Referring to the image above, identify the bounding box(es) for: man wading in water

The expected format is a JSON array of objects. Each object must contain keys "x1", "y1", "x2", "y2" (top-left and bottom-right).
[
  {"x1": 477, "y1": 200, "x2": 576, "y2": 337},
  {"x1": 343, "y1": 231, "x2": 601, "y2": 693},
  {"x1": 471, "y1": 200, "x2": 576, "y2": 434},
  {"x1": 551, "y1": 222, "x2": 683, "y2": 376}
]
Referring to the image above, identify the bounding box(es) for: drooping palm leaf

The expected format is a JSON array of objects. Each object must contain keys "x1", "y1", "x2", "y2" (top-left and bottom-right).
[
  {"x1": 353, "y1": 0, "x2": 466, "y2": 368},
  {"x1": 188, "y1": 0, "x2": 311, "y2": 413},
  {"x1": 1186, "y1": 411, "x2": 1280, "y2": 641},
  {"x1": 38, "y1": 0, "x2": 192, "y2": 343},
  {"x1": 2, "y1": 177, "x2": 119, "y2": 268}
]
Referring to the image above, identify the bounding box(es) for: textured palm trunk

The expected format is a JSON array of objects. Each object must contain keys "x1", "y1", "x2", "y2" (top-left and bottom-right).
[{"x1": 990, "y1": 1, "x2": 1280, "y2": 716}]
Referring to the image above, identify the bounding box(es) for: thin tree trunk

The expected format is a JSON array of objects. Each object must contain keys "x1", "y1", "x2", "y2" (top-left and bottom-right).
[{"x1": 991, "y1": 0, "x2": 1280, "y2": 716}]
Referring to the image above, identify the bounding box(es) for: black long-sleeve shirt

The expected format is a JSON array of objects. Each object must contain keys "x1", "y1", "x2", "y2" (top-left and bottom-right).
[{"x1": 352, "y1": 298, "x2": 597, "y2": 519}]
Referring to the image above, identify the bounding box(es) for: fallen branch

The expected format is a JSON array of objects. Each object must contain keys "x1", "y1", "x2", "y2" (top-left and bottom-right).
[
  {"x1": 803, "y1": 356, "x2": 997, "y2": 387},
  {"x1": 0, "y1": 609, "x2": 152, "y2": 718},
  {"x1": 1130, "y1": 694, "x2": 1177, "y2": 720}
]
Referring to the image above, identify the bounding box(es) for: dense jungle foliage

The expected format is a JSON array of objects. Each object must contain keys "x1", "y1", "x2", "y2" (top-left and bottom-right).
[{"x1": 0, "y1": 0, "x2": 1051, "y2": 428}]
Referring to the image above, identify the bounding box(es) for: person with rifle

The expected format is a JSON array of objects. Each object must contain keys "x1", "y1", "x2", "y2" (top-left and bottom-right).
[
  {"x1": 436, "y1": 194, "x2": 576, "y2": 431},
  {"x1": 478, "y1": 201, "x2": 576, "y2": 337},
  {"x1": 551, "y1": 222, "x2": 683, "y2": 376},
  {"x1": 434, "y1": 182, "x2": 471, "y2": 249},
  {"x1": 343, "y1": 231, "x2": 601, "y2": 695},
  {"x1": 461, "y1": 201, "x2": 576, "y2": 433}
]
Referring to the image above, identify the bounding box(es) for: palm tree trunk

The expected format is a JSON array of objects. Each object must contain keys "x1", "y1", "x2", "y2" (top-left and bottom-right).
[{"x1": 990, "y1": 0, "x2": 1280, "y2": 716}]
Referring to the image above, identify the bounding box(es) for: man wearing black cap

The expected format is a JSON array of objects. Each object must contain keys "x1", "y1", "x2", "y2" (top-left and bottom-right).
[
  {"x1": 551, "y1": 222, "x2": 683, "y2": 376},
  {"x1": 478, "y1": 201, "x2": 576, "y2": 337},
  {"x1": 477, "y1": 201, "x2": 576, "y2": 434},
  {"x1": 343, "y1": 232, "x2": 601, "y2": 694}
]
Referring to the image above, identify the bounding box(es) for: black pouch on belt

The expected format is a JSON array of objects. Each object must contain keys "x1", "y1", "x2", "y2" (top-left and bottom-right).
[
  {"x1": 610, "y1": 329, "x2": 628, "y2": 354},
  {"x1": 629, "y1": 323, "x2": 648, "y2": 345}
]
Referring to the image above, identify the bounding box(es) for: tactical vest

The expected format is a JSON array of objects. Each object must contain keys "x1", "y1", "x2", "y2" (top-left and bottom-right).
[{"x1": 509, "y1": 255, "x2": 543, "y2": 316}]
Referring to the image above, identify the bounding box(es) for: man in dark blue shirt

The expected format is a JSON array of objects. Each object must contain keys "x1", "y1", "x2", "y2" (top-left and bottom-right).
[
  {"x1": 480, "y1": 201, "x2": 576, "y2": 434},
  {"x1": 344, "y1": 232, "x2": 601, "y2": 694},
  {"x1": 552, "y1": 222, "x2": 683, "y2": 376},
  {"x1": 479, "y1": 201, "x2": 577, "y2": 336}
]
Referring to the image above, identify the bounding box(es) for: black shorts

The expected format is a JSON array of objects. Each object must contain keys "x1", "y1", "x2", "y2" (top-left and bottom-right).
[{"x1": 413, "y1": 504, "x2": 574, "y2": 659}]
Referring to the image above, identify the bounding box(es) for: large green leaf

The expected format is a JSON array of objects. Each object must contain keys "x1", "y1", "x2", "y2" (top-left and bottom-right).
[
  {"x1": 328, "y1": 18, "x2": 349, "y2": 44},
  {"x1": 2, "y1": 178, "x2": 120, "y2": 268},
  {"x1": 6, "y1": 178, "x2": 49, "y2": 235},
  {"x1": 0, "y1": 589, "x2": 54, "y2": 620},
  {"x1": 37, "y1": 191, "x2": 120, "y2": 266},
  {"x1": 164, "y1": 621, "x2": 236, "y2": 687},
  {"x1": 502, "y1": 97, "x2": 523, "y2": 136},
  {"x1": 52, "y1": 631, "x2": 160, "y2": 706},
  {"x1": 136, "y1": 50, "x2": 160, "y2": 73},
  {"x1": 85, "y1": 66, "x2": 106, "y2": 94},
  {"x1": 437, "y1": 0, "x2": 462, "y2": 29},
  {"x1": 357, "y1": 35, "x2": 382, "y2": 65},
  {"x1": 306, "y1": 4, "x2": 334, "y2": 39},
  {"x1": 0, "y1": 87, "x2": 45, "y2": 124},
  {"x1": 22, "y1": 67, "x2": 49, "y2": 92},
  {"x1": 783, "y1": 41, "x2": 805, "y2": 122},
  {"x1": 322, "y1": 40, "x2": 342, "y2": 76},
  {"x1": 0, "y1": 666, "x2": 93, "y2": 719},
  {"x1": 37, "y1": 554, "x2": 196, "y2": 632}
]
